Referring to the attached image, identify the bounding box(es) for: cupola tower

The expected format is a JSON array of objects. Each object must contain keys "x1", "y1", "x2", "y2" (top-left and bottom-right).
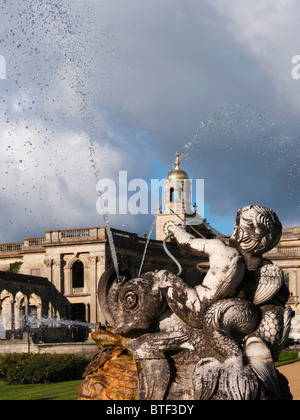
[{"x1": 156, "y1": 152, "x2": 193, "y2": 241}]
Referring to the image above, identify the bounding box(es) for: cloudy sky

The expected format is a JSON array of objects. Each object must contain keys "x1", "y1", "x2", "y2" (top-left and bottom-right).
[{"x1": 0, "y1": 0, "x2": 299, "y2": 243}]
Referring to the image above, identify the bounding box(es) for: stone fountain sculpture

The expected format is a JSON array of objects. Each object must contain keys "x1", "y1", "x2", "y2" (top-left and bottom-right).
[{"x1": 78, "y1": 205, "x2": 293, "y2": 400}]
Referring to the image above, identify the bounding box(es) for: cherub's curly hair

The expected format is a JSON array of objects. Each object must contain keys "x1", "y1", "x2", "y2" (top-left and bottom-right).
[{"x1": 235, "y1": 205, "x2": 282, "y2": 255}]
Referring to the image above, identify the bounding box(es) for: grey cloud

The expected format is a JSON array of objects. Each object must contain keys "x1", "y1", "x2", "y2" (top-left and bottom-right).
[{"x1": 0, "y1": 0, "x2": 298, "y2": 242}]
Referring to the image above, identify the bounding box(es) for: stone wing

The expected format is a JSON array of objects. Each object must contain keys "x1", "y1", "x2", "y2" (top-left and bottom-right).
[{"x1": 253, "y1": 264, "x2": 284, "y2": 306}]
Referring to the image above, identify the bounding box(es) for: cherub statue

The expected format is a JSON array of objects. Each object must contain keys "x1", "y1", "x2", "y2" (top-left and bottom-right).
[
  {"x1": 87, "y1": 205, "x2": 292, "y2": 400},
  {"x1": 156, "y1": 205, "x2": 292, "y2": 399},
  {"x1": 155, "y1": 205, "x2": 285, "y2": 321}
]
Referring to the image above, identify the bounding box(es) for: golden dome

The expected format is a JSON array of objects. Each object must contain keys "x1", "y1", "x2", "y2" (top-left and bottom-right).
[{"x1": 166, "y1": 152, "x2": 189, "y2": 180}]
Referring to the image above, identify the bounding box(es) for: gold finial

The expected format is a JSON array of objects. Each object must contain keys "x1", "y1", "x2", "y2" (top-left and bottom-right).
[
  {"x1": 175, "y1": 152, "x2": 180, "y2": 170},
  {"x1": 166, "y1": 151, "x2": 189, "y2": 180}
]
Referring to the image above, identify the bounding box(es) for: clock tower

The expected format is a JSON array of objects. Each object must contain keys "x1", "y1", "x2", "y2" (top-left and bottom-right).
[{"x1": 156, "y1": 152, "x2": 194, "y2": 241}]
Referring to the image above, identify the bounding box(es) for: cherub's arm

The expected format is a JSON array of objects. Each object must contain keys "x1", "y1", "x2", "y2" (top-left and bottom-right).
[
  {"x1": 153, "y1": 269, "x2": 203, "y2": 328},
  {"x1": 168, "y1": 223, "x2": 226, "y2": 258},
  {"x1": 167, "y1": 223, "x2": 245, "y2": 302}
]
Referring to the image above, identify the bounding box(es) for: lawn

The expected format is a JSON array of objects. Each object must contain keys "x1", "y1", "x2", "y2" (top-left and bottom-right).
[
  {"x1": 0, "y1": 352, "x2": 298, "y2": 400},
  {"x1": 0, "y1": 379, "x2": 82, "y2": 400},
  {"x1": 275, "y1": 351, "x2": 300, "y2": 367}
]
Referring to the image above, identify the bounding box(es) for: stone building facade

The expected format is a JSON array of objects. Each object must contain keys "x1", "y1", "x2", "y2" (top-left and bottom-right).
[
  {"x1": 0, "y1": 226, "x2": 205, "y2": 344},
  {"x1": 0, "y1": 224, "x2": 299, "y2": 345},
  {"x1": 264, "y1": 226, "x2": 300, "y2": 341}
]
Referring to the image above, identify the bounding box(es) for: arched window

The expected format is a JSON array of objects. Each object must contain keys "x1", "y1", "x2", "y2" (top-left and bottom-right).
[
  {"x1": 29, "y1": 305, "x2": 38, "y2": 329},
  {"x1": 0, "y1": 290, "x2": 13, "y2": 330},
  {"x1": 284, "y1": 273, "x2": 290, "y2": 290},
  {"x1": 72, "y1": 260, "x2": 84, "y2": 288},
  {"x1": 1, "y1": 297, "x2": 12, "y2": 330},
  {"x1": 170, "y1": 188, "x2": 174, "y2": 203}
]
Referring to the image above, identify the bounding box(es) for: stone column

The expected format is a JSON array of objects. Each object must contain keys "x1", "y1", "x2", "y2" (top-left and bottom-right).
[
  {"x1": 53, "y1": 258, "x2": 62, "y2": 293},
  {"x1": 44, "y1": 258, "x2": 53, "y2": 283},
  {"x1": 96, "y1": 255, "x2": 106, "y2": 325},
  {"x1": 85, "y1": 303, "x2": 90, "y2": 323},
  {"x1": 89, "y1": 256, "x2": 98, "y2": 325},
  {"x1": 10, "y1": 298, "x2": 15, "y2": 333},
  {"x1": 63, "y1": 258, "x2": 72, "y2": 296}
]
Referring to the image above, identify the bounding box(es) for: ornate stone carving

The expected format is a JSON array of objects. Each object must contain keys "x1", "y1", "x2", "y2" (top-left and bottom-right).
[
  {"x1": 53, "y1": 259, "x2": 61, "y2": 268},
  {"x1": 44, "y1": 258, "x2": 52, "y2": 268},
  {"x1": 81, "y1": 205, "x2": 293, "y2": 400},
  {"x1": 97, "y1": 256, "x2": 105, "y2": 266}
]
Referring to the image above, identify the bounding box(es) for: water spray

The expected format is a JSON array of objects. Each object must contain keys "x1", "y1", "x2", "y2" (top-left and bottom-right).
[{"x1": 163, "y1": 234, "x2": 182, "y2": 277}]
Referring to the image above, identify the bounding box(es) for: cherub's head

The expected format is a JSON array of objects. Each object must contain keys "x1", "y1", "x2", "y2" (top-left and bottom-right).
[{"x1": 229, "y1": 205, "x2": 282, "y2": 256}]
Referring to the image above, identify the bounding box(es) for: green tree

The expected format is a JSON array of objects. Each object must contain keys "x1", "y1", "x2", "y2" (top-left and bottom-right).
[{"x1": 8, "y1": 262, "x2": 23, "y2": 273}]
